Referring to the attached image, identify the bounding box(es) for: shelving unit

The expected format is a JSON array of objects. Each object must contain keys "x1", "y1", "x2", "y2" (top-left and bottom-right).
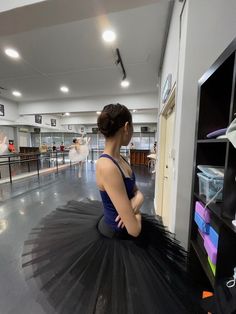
[{"x1": 189, "y1": 38, "x2": 236, "y2": 291}]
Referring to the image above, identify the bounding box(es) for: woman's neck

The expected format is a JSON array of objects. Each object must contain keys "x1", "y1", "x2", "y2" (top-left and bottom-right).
[{"x1": 103, "y1": 138, "x2": 121, "y2": 160}]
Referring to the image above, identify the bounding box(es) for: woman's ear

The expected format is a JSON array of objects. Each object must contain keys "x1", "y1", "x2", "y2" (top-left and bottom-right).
[{"x1": 124, "y1": 122, "x2": 129, "y2": 134}]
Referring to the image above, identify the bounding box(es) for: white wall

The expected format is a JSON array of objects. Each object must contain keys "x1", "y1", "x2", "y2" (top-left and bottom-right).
[
  {"x1": 160, "y1": 1, "x2": 183, "y2": 111},
  {"x1": 16, "y1": 114, "x2": 64, "y2": 131},
  {"x1": 19, "y1": 93, "x2": 158, "y2": 115},
  {"x1": 86, "y1": 124, "x2": 157, "y2": 133},
  {"x1": 0, "y1": 98, "x2": 19, "y2": 123},
  {"x1": 39, "y1": 123, "x2": 157, "y2": 134},
  {"x1": 159, "y1": 0, "x2": 236, "y2": 247},
  {"x1": 61, "y1": 112, "x2": 158, "y2": 126},
  {"x1": 0, "y1": 126, "x2": 15, "y2": 141}
]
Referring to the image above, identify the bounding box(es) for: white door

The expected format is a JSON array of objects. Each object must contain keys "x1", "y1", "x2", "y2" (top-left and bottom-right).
[
  {"x1": 19, "y1": 132, "x2": 30, "y2": 147},
  {"x1": 162, "y1": 107, "x2": 175, "y2": 228}
]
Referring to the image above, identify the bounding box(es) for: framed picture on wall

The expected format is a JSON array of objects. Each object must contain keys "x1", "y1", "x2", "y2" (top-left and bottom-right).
[
  {"x1": 0, "y1": 104, "x2": 5, "y2": 116},
  {"x1": 35, "y1": 114, "x2": 42, "y2": 124},
  {"x1": 51, "y1": 119, "x2": 56, "y2": 127},
  {"x1": 162, "y1": 73, "x2": 172, "y2": 104},
  {"x1": 80, "y1": 127, "x2": 84, "y2": 134}
]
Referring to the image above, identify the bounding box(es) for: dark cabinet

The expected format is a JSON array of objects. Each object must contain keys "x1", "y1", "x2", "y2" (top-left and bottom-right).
[{"x1": 189, "y1": 38, "x2": 236, "y2": 290}]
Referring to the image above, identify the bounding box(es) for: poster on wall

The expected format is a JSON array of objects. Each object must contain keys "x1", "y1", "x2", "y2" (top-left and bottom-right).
[
  {"x1": 35, "y1": 114, "x2": 42, "y2": 124},
  {"x1": 0, "y1": 104, "x2": 5, "y2": 116},
  {"x1": 51, "y1": 119, "x2": 56, "y2": 127},
  {"x1": 80, "y1": 127, "x2": 85, "y2": 134},
  {"x1": 162, "y1": 74, "x2": 172, "y2": 104}
]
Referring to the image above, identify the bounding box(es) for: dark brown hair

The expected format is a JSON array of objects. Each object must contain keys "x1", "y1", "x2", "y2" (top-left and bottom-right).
[{"x1": 97, "y1": 103, "x2": 132, "y2": 137}]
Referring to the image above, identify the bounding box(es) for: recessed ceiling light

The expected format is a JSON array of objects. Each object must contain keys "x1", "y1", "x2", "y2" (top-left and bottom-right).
[
  {"x1": 4, "y1": 48, "x2": 20, "y2": 59},
  {"x1": 12, "y1": 90, "x2": 22, "y2": 97},
  {"x1": 121, "y1": 80, "x2": 130, "y2": 88},
  {"x1": 133, "y1": 109, "x2": 137, "y2": 113},
  {"x1": 60, "y1": 86, "x2": 69, "y2": 93},
  {"x1": 65, "y1": 112, "x2": 70, "y2": 116},
  {"x1": 102, "y1": 30, "x2": 116, "y2": 43},
  {"x1": 96, "y1": 111, "x2": 101, "y2": 115}
]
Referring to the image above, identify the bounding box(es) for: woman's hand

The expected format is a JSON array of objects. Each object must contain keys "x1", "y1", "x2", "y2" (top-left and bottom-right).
[
  {"x1": 115, "y1": 213, "x2": 141, "y2": 230},
  {"x1": 115, "y1": 215, "x2": 125, "y2": 228}
]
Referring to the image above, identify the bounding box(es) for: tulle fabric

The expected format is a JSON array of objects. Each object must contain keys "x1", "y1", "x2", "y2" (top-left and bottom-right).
[
  {"x1": 22, "y1": 199, "x2": 205, "y2": 314},
  {"x1": 0, "y1": 143, "x2": 8, "y2": 154},
  {"x1": 68, "y1": 144, "x2": 89, "y2": 162}
]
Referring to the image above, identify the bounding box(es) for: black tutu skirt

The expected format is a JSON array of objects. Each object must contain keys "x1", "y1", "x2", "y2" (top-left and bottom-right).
[{"x1": 22, "y1": 199, "x2": 206, "y2": 314}]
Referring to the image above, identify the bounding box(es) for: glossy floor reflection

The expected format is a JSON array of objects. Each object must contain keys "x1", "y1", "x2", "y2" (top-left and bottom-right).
[{"x1": 0, "y1": 163, "x2": 155, "y2": 314}]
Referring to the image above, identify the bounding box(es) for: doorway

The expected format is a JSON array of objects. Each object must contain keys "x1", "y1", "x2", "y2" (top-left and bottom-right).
[{"x1": 156, "y1": 87, "x2": 175, "y2": 230}]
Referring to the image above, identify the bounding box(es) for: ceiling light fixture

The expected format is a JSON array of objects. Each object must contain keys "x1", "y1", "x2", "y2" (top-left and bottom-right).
[
  {"x1": 133, "y1": 109, "x2": 137, "y2": 113},
  {"x1": 121, "y1": 80, "x2": 130, "y2": 88},
  {"x1": 64, "y1": 112, "x2": 70, "y2": 116},
  {"x1": 96, "y1": 111, "x2": 101, "y2": 115},
  {"x1": 115, "y1": 48, "x2": 126, "y2": 80},
  {"x1": 102, "y1": 30, "x2": 116, "y2": 43},
  {"x1": 4, "y1": 48, "x2": 20, "y2": 59},
  {"x1": 12, "y1": 90, "x2": 22, "y2": 97},
  {"x1": 60, "y1": 86, "x2": 69, "y2": 93},
  {"x1": 115, "y1": 48, "x2": 130, "y2": 88}
]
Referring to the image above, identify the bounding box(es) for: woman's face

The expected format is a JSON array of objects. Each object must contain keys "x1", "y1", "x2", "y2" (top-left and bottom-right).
[{"x1": 122, "y1": 122, "x2": 133, "y2": 146}]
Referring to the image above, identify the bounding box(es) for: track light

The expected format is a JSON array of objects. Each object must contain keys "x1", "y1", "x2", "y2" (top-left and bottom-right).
[
  {"x1": 115, "y1": 48, "x2": 126, "y2": 81},
  {"x1": 115, "y1": 48, "x2": 130, "y2": 88},
  {"x1": 121, "y1": 80, "x2": 130, "y2": 88},
  {"x1": 60, "y1": 86, "x2": 69, "y2": 93}
]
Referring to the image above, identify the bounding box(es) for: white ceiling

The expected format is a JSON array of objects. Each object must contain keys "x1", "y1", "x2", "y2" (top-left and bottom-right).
[
  {"x1": 0, "y1": 0, "x2": 46, "y2": 13},
  {"x1": 0, "y1": 0, "x2": 172, "y2": 104}
]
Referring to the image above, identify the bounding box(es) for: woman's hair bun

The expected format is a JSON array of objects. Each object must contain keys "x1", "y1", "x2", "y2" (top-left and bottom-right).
[
  {"x1": 97, "y1": 103, "x2": 132, "y2": 137},
  {"x1": 98, "y1": 112, "x2": 115, "y2": 137}
]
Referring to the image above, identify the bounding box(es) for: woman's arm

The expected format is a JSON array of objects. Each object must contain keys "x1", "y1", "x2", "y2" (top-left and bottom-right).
[
  {"x1": 131, "y1": 190, "x2": 144, "y2": 214},
  {"x1": 131, "y1": 184, "x2": 144, "y2": 213},
  {"x1": 99, "y1": 159, "x2": 141, "y2": 237},
  {"x1": 116, "y1": 189, "x2": 144, "y2": 228},
  {"x1": 86, "y1": 137, "x2": 91, "y2": 144}
]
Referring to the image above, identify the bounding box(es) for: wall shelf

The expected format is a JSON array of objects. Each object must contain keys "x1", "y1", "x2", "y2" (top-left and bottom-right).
[
  {"x1": 194, "y1": 193, "x2": 236, "y2": 234},
  {"x1": 189, "y1": 38, "x2": 236, "y2": 290},
  {"x1": 191, "y1": 240, "x2": 215, "y2": 288},
  {"x1": 197, "y1": 139, "x2": 228, "y2": 143}
]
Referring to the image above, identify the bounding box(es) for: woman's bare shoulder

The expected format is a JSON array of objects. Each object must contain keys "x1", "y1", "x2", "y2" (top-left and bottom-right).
[{"x1": 96, "y1": 157, "x2": 117, "y2": 174}]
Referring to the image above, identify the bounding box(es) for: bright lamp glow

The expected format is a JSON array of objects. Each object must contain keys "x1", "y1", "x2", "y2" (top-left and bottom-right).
[
  {"x1": 65, "y1": 112, "x2": 70, "y2": 116},
  {"x1": 102, "y1": 30, "x2": 116, "y2": 43},
  {"x1": 133, "y1": 109, "x2": 137, "y2": 113},
  {"x1": 60, "y1": 86, "x2": 69, "y2": 93},
  {"x1": 12, "y1": 90, "x2": 22, "y2": 97},
  {"x1": 4, "y1": 48, "x2": 20, "y2": 59},
  {"x1": 121, "y1": 80, "x2": 130, "y2": 88},
  {"x1": 96, "y1": 111, "x2": 101, "y2": 115}
]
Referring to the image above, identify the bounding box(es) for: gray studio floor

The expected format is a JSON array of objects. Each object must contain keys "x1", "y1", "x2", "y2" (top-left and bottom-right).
[{"x1": 0, "y1": 163, "x2": 155, "y2": 314}]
